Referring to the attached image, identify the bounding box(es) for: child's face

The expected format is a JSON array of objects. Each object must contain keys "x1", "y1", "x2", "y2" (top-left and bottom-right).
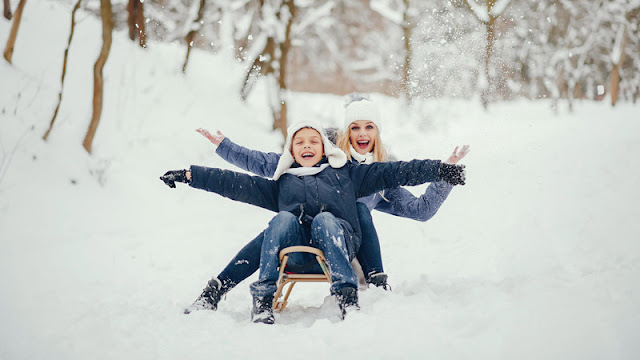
[
  {"x1": 291, "y1": 128, "x2": 325, "y2": 167},
  {"x1": 348, "y1": 120, "x2": 378, "y2": 155}
]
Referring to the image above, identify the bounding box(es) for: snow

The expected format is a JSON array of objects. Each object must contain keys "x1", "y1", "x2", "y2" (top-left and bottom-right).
[
  {"x1": 611, "y1": 24, "x2": 625, "y2": 63},
  {"x1": 2, "y1": 1, "x2": 640, "y2": 359},
  {"x1": 490, "y1": 0, "x2": 512, "y2": 17},
  {"x1": 465, "y1": 0, "x2": 490, "y2": 23}
]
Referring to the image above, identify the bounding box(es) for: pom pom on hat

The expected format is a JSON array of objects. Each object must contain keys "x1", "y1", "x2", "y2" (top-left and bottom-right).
[{"x1": 343, "y1": 93, "x2": 382, "y2": 131}]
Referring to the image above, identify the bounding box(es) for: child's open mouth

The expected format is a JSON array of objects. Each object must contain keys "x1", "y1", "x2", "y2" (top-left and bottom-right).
[{"x1": 301, "y1": 152, "x2": 315, "y2": 158}]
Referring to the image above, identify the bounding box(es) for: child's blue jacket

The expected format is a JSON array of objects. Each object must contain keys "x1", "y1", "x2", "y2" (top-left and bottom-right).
[
  {"x1": 215, "y1": 137, "x2": 454, "y2": 222},
  {"x1": 189, "y1": 153, "x2": 442, "y2": 249}
]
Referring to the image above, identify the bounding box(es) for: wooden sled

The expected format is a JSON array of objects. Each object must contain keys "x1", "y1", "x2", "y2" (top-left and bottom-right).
[{"x1": 273, "y1": 246, "x2": 332, "y2": 312}]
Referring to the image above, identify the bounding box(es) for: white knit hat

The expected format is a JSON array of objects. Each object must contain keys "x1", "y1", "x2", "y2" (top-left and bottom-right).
[
  {"x1": 343, "y1": 94, "x2": 382, "y2": 131},
  {"x1": 272, "y1": 120, "x2": 348, "y2": 180}
]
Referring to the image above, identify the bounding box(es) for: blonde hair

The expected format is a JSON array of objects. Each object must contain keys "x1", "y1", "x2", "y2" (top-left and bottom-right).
[{"x1": 336, "y1": 124, "x2": 389, "y2": 162}]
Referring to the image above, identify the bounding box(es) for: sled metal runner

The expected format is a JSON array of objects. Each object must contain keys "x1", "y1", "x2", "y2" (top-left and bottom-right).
[{"x1": 273, "y1": 246, "x2": 332, "y2": 312}]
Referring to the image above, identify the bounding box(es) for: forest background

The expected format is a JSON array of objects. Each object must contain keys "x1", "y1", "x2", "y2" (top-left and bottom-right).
[
  {"x1": 2, "y1": 1, "x2": 640, "y2": 359},
  {"x1": 3, "y1": 0, "x2": 639, "y2": 149}
]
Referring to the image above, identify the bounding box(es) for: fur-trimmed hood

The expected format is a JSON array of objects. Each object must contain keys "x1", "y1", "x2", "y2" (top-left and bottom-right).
[{"x1": 272, "y1": 120, "x2": 348, "y2": 180}]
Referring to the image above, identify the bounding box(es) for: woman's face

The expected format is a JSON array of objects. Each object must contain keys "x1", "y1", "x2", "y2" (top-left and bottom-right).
[
  {"x1": 348, "y1": 120, "x2": 378, "y2": 155},
  {"x1": 291, "y1": 128, "x2": 324, "y2": 167}
]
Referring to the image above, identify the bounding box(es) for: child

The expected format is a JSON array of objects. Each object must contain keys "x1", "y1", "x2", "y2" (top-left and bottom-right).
[{"x1": 161, "y1": 120, "x2": 465, "y2": 324}]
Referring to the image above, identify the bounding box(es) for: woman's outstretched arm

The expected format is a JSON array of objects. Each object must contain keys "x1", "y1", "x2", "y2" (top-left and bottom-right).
[
  {"x1": 373, "y1": 145, "x2": 469, "y2": 221},
  {"x1": 197, "y1": 129, "x2": 280, "y2": 178}
]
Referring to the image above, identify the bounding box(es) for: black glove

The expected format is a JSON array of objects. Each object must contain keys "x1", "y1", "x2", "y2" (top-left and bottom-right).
[
  {"x1": 438, "y1": 163, "x2": 466, "y2": 186},
  {"x1": 160, "y1": 169, "x2": 189, "y2": 188}
]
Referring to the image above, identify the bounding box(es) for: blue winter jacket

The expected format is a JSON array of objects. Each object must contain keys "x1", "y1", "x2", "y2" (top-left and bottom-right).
[
  {"x1": 215, "y1": 137, "x2": 453, "y2": 222},
  {"x1": 188, "y1": 157, "x2": 443, "y2": 252}
]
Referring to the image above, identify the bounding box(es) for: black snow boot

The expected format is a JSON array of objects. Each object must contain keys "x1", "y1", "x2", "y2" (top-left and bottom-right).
[
  {"x1": 184, "y1": 278, "x2": 224, "y2": 314},
  {"x1": 366, "y1": 272, "x2": 391, "y2": 291},
  {"x1": 251, "y1": 296, "x2": 275, "y2": 324},
  {"x1": 335, "y1": 286, "x2": 359, "y2": 319}
]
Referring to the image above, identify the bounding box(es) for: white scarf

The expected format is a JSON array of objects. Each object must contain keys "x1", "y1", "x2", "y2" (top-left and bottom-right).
[
  {"x1": 350, "y1": 145, "x2": 374, "y2": 164},
  {"x1": 284, "y1": 163, "x2": 330, "y2": 177}
]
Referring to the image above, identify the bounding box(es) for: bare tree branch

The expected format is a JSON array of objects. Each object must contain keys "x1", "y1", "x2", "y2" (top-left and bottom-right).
[{"x1": 43, "y1": 0, "x2": 83, "y2": 141}]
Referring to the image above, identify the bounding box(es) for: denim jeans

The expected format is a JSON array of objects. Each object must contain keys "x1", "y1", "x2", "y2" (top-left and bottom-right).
[
  {"x1": 216, "y1": 231, "x2": 264, "y2": 292},
  {"x1": 354, "y1": 202, "x2": 384, "y2": 277},
  {"x1": 249, "y1": 211, "x2": 358, "y2": 298},
  {"x1": 216, "y1": 203, "x2": 385, "y2": 292}
]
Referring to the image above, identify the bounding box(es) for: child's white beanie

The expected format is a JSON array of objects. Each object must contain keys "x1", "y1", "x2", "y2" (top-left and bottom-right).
[
  {"x1": 343, "y1": 93, "x2": 382, "y2": 131},
  {"x1": 272, "y1": 120, "x2": 348, "y2": 180}
]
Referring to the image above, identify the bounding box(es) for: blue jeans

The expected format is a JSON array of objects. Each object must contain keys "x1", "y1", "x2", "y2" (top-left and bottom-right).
[
  {"x1": 216, "y1": 203, "x2": 385, "y2": 292},
  {"x1": 249, "y1": 211, "x2": 358, "y2": 298},
  {"x1": 355, "y1": 202, "x2": 384, "y2": 277}
]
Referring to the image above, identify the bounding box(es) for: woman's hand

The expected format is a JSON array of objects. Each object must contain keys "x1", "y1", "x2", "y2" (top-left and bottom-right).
[
  {"x1": 445, "y1": 145, "x2": 470, "y2": 164},
  {"x1": 196, "y1": 128, "x2": 225, "y2": 146}
]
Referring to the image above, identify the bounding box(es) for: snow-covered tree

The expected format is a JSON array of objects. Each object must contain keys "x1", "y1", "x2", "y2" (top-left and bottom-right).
[
  {"x1": 457, "y1": 0, "x2": 512, "y2": 106},
  {"x1": 512, "y1": 0, "x2": 640, "y2": 106}
]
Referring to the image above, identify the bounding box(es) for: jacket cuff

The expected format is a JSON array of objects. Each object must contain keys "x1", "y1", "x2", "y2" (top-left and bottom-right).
[
  {"x1": 215, "y1": 137, "x2": 231, "y2": 157},
  {"x1": 189, "y1": 165, "x2": 206, "y2": 189}
]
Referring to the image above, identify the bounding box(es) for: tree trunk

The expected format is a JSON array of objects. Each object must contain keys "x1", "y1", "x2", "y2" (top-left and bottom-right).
[
  {"x1": 402, "y1": 0, "x2": 413, "y2": 103},
  {"x1": 83, "y1": 0, "x2": 113, "y2": 154},
  {"x1": 273, "y1": 0, "x2": 295, "y2": 138},
  {"x1": 127, "y1": 0, "x2": 146, "y2": 48},
  {"x1": 240, "y1": 0, "x2": 296, "y2": 139},
  {"x1": 610, "y1": 29, "x2": 627, "y2": 107},
  {"x1": 43, "y1": 0, "x2": 83, "y2": 141},
  {"x1": 3, "y1": 0, "x2": 11, "y2": 20},
  {"x1": 182, "y1": 0, "x2": 206, "y2": 73},
  {"x1": 481, "y1": 14, "x2": 496, "y2": 108},
  {"x1": 241, "y1": 37, "x2": 274, "y2": 100},
  {"x1": 3, "y1": 0, "x2": 27, "y2": 63}
]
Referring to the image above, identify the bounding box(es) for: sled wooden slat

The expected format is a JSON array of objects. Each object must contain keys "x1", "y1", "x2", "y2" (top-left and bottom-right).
[{"x1": 273, "y1": 246, "x2": 332, "y2": 312}]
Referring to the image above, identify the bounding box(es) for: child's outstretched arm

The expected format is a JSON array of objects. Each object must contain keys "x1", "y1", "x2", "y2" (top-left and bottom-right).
[
  {"x1": 160, "y1": 166, "x2": 279, "y2": 212},
  {"x1": 197, "y1": 128, "x2": 280, "y2": 178}
]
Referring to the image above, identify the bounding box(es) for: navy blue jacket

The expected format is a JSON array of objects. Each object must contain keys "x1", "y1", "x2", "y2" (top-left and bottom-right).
[
  {"x1": 189, "y1": 157, "x2": 442, "y2": 250},
  {"x1": 216, "y1": 137, "x2": 453, "y2": 222}
]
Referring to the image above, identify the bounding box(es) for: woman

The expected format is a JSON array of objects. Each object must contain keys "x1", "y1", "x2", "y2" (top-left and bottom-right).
[
  {"x1": 183, "y1": 95, "x2": 469, "y2": 315},
  {"x1": 335, "y1": 94, "x2": 469, "y2": 284}
]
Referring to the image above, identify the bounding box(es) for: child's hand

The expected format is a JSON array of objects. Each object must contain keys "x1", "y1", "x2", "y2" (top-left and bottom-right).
[
  {"x1": 445, "y1": 145, "x2": 470, "y2": 164},
  {"x1": 160, "y1": 170, "x2": 190, "y2": 188},
  {"x1": 196, "y1": 128, "x2": 225, "y2": 146}
]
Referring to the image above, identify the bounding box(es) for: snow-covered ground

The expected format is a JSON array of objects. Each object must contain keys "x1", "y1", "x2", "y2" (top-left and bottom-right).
[{"x1": 2, "y1": 1, "x2": 640, "y2": 359}]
